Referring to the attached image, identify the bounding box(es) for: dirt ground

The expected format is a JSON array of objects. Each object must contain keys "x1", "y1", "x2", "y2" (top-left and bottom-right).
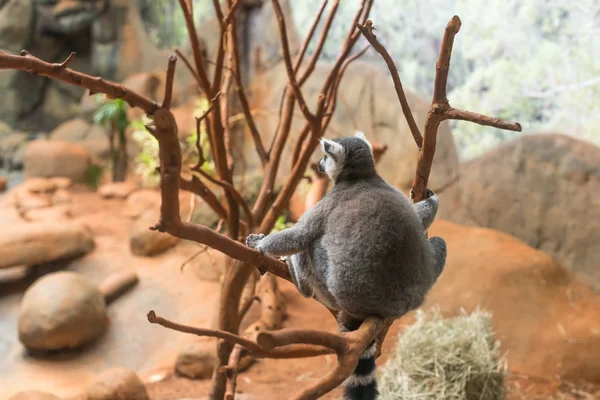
[{"x1": 1, "y1": 185, "x2": 599, "y2": 400}]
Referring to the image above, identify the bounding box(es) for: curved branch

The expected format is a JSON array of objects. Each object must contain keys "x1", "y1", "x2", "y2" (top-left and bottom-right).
[
  {"x1": 178, "y1": 0, "x2": 212, "y2": 95},
  {"x1": 0, "y1": 50, "x2": 159, "y2": 114},
  {"x1": 271, "y1": 0, "x2": 315, "y2": 123},
  {"x1": 357, "y1": 20, "x2": 423, "y2": 148},
  {"x1": 297, "y1": 0, "x2": 340, "y2": 85},
  {"x1": 293, "y1": 0, "x2": 329, "y2": 76}
]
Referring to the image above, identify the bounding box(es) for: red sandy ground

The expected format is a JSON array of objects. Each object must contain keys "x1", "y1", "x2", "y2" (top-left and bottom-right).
[{"x1": 1, "y1": 185, "x2": 599, "y2": 400}]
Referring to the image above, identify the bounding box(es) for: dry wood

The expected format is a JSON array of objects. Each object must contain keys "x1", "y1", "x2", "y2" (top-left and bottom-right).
[{"x1": 357, "y1": 16, "x2": 521, "y2": 201}]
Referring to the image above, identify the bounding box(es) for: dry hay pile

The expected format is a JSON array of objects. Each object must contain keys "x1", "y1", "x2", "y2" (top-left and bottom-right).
[{"x1": 379, "y1": 308, "x2": 507, "y2": 400}]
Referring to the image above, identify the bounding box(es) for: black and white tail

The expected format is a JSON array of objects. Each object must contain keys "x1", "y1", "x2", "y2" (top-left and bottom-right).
[{"x1": 340, "y1": 322, "x2": 378, "y2": 400}]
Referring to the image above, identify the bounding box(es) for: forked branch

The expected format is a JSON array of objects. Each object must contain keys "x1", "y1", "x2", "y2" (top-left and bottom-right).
[
  {"x1": 358, "y1": 16, "x2": 521, "y2": 202},
  {"x1": 147, "y1": 310, "x2": 385, "y2": 400}
]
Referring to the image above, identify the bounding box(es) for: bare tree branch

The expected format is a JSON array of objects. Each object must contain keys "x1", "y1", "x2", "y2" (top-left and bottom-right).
[
  {"x1": 356, "y1": 20, "x2": 423, "y2": 148},
  {"x1": 162, "y1": 54, "x2": 178, "y2": 109},
  {"x1": 359, "y1": 16, "x2": 522, "y2": 202},
  {"x1": 0, "y1": 50, "x2": 159, "y2": 114},
  {"x1": 178, "y1": 0, "x2": 212, "y2": 95},
  {"x1": 271, "y1": 0, "x2": 315, "y2": 123}
]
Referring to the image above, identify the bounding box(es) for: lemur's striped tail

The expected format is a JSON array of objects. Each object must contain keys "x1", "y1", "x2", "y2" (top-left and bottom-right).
[{"x1": 340, "y1": 321, "x2": 378, "y2": 400}]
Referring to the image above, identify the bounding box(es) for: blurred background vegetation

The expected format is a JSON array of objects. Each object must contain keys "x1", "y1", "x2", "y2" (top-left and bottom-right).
[{"x1": 140, "y1": 0, "x2": 599, "y2": 160}]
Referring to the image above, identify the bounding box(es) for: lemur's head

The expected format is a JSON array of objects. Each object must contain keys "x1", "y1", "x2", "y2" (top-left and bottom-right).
[{"x1": 317, "y1": 131, "x2": 376, "y2": 182}]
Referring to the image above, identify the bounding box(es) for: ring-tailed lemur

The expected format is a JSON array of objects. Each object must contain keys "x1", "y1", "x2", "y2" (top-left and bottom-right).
[{"x1": 246, "y1": 131, "x2": 447, "y2": 400}]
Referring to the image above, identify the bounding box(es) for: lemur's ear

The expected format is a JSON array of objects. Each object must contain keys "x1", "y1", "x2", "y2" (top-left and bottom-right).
[
  {"x1": 320, "y1": 138, "x2": 344, "y2": 161},
  {"x1": 355, "y1": 130, "x2": 373, "y2": 153}
]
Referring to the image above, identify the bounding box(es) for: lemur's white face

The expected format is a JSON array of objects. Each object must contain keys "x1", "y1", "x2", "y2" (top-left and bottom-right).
[
  {"x1": 318, "y1": 138, "x2": 345, "y2": 180},
  {"x1": 318, "y1": 131, "x2": 373, "y2": 180}
]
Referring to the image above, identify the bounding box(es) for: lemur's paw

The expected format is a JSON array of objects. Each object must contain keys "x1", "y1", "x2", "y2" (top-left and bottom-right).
[
  {"x1": 246, "y1": 233, "x2": 265, "y2": 250},
  {"x1": 426, "y1": 188, "x2": 435, "y2": 198}
]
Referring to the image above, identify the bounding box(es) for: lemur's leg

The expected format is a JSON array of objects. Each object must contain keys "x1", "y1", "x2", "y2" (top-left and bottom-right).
[
  {"x1": 412, "y1": 188, "x2": 439, "y2": 231},
  {"x1": 246, "y1": 225, "x2": 314, "y2": 257},
  {"x1": 284, "y1": 252, "x2": 314, "y2": 298},
  {"x1": 428, "y1": 236, "x2": 447, "y2": 280}
]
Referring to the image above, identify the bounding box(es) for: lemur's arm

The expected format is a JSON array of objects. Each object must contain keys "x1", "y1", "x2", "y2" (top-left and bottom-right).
[
  {"x1": 246, "y1": 205, "x2": 324, "y2": 256},
  {"x1": 411, "y1": 188, "x2": 439, "y2": 231}
]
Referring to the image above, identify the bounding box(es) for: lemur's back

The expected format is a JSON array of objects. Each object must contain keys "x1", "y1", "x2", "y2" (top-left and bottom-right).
[{"x1": 319, "y1": 176, "x2": 435, "y2": 319}]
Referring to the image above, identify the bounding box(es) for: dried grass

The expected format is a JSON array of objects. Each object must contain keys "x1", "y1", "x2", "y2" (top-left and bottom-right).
[{"x1": 378, "y1": 308, "x2": 507, "y2": 400}]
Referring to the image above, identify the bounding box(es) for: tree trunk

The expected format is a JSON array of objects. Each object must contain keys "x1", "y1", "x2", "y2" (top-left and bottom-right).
[
  {"x1": 116, "y1": 126, "x2": 128, "y2": 182},
  {"x1": 109, "y1": 124, "x2": 118, "y2": 182}
]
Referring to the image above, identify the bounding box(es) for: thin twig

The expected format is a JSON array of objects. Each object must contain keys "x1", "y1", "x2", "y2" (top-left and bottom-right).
[
  {"x1": 162, "y1": 54, "x2": 178, "y2": 110},
  {"x1": 175, "y1": 48, "x2": 202, "y2": 89},
  {"x1": 357, "y1": 20, "x2": 423, "y2": 148},
  {"x1": 294, "y1": 0, "x2": 330, "y2": 75},
  {"x1": 178, "y1": 0, "x2": 212, "y2": 95},
  {"x1": 180, "y1": 244, "x2": 209, "y2": 272},
  {"x1": 192, "y1": 92, "x2": 221, "y2": 171},
  {"x1": 271, "y1": 0, "x2": 315, "y2": 123},
  {"x1": 297, "y1": 0, "x2": 341, "y2": 86},
  {"x1": 58, "y1": 52, "x2": 76, "y2": 68}
]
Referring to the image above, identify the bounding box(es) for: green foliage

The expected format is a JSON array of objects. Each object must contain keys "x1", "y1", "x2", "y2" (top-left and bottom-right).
[
  {"x1": 291, "y1": 0, "x2": 600, "y2": 160},
  {"x1": 85, "y1": 164, "x2": 103, "y2": 190},
  {"x1": 130, "y1": 117, "x2": 161, "y2": 188},
  {"x1": 129, "y1": 97, "x2": 215, "y2": 188},
  {"x1": 93, "y1": 97, "x2": 129, "y2": 131},
  {"x1": 270, "y1": 215, "x2": 294, "y2": 234}
]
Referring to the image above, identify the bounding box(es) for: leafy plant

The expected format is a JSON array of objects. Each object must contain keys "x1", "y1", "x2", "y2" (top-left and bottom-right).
[
  {"x1": 270, "y1": 215, "x2": 294, "y2": 233},
  {"x1": 93, "y1": 97, "x2": 130, "y2": 182},
  {"x1": 129, "y1": 97, "x2": 215, "y2": 188},
  {"x1": 130, "y1": 117, "x2": 161, "y2": 188}
]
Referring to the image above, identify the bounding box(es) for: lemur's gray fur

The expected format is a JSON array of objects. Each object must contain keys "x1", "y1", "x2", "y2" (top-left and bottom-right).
[{"x1": 246, "y1": 131, "x2": 447, "y2": 321}]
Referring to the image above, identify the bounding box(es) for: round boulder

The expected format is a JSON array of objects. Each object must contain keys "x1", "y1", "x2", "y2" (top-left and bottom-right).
[
  {"x1": 85, "y1": 368, "x2": 148, "y2": 400},
  {"x1": 49, "y1": 118, "x2": 91, "y2": 142},
  {"x1": 175, "y1": 340, "x2": 218, "y2": 379},
  {"x1": 23, "y1": 140, "x2": 91, "y2": 183},
  {"x1": 18, "y1": 271, "x2": 108, "y2": 352},
  {"x1": 130, "y1": 209, "x2": 179, "y2": 257},
  {"x1": 7, "y1": 391, "x2": 62, "y2": 400}
]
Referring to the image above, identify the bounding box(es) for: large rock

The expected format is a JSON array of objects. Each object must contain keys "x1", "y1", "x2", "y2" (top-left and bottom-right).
[
  {"x1": 7, "y1": 391, "x2": 62, "y2": 400},
  {"x1": 416, "y1": 220, "x2": 600, "y2": 383},
  {"x1": 99, "y1": 181, "x2": 139, "y2": 199},
  {"x1": 250, "y1": 60, "x2": 459, "y2": 192},
  {"x1": 122, "y1": 189, "x2": 162, "y2": 219},
  {"x1": 49, "y1": 118, "x2": 91, "y2": 142},
  {"x1": 175, "y1": 339, "x2": 253, "y2": 379},
  {"x1": 24, "y1": 140, "x2": 91, "y2": 182},
  {"x1": 130, "y1": 208, "x2": 179, "y2": 257},
  {"x1": 85, "y1": 368, "x2": 148, "y2": 400},
  {"x1": 18, "y1": 271, "x2": 108, "y2": 352},
  {"x1": 175, "y1": 340, "x2": 218, "y2": 379},
  {"x1": 23, "y1": 205, "x2": 72, "y2": 222},
  {"x1": 0, "y1": 0, "x2": 35, "y2": 127},
  {"x1": 437, "y1": 134, "x2": 600, "y2": 291},
  {"x1": 0, "y1": 221, "x2": 94, "y2": 269},
  {"x1": 0, "y1": 131, "x2": 29, "y2": 169}
]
